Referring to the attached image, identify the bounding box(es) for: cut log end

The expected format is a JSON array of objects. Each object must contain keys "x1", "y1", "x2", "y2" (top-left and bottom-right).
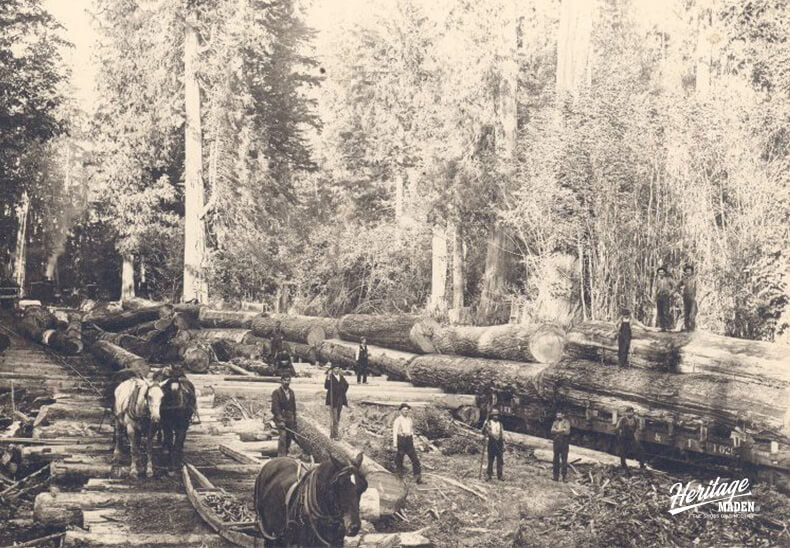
[
  {"x1": 306, "y1": 326, "x2": 327, "y2": 347},
  {"x1": 528, "y1": 325, "x2": 566, "y2": 364},
  {"x1": 410, "y1": 319, "x2": 439, "y2": 353},
  {"x1": 182, "y1": 347, "x2": 210, "y2": 373}
]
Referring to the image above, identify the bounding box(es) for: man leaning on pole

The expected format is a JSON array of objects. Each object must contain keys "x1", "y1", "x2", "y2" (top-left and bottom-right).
[
  {"x1": 324, "y1": 362, "x2": 349, "y2": 440},
  {"x1": 271, "y1": 374, "x2": 297, "y2": 457}
]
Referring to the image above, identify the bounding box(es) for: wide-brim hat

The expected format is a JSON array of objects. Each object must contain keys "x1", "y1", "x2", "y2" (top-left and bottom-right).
[
  {"x1": 399, "y1": 403, "x2": 411, "y2": 410},
  {"x1": 656, "y1": 266, "x2": 667, "y2": 273},
  {"x1": 684, "y1": 264, "x2": 694, "y2": 272},
  {"x1": 490, "y1": 409, "x2": 501, "y2": 418}
]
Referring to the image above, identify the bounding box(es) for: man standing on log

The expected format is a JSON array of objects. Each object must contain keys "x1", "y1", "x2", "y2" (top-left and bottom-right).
[
  {"x1": 550, "y1": 411, "x2": 571, "y2": 482},
  {"x1": 653, "y1": 267, "x2": 674, "y2": 331},
  {"x1": 325, "y1": 363, "x2": 348, "y2": 440},
  {"x1": 482, "y1": 408, "x2": 505, "y2": 481},
  {"x1": 616, "y1": 406, "x2": 646, "y2": 476},
  {"x1": 355, "y1": 337, "x2": 369, "y2": 384},
  {"x1": 392, "y1": 403, "x2": 422, "y2": 484},
  {"x1": 616, "y1": 310, "x2": 648, "y2": 367},
  {"x1": 679, "y1": 264, "x2": 697, "y2": 332},
  {"x1": 271, "y1": 374, "x2": 297, "y2": 457}
]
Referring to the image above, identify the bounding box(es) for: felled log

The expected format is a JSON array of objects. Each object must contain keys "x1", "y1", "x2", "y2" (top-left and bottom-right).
[
  {"x1": 198, "y1": 307, "x2": 259, "y2": 329},
  {"x1": 86, "y1": 305, "x2": 170, "y2": 332},
  {"x1": 93, "y1": 329, "x2": 155, "y2": 361},
  {"x1": 185, "y1": 328, "x2": 266, "y2": 346},
  {"x1": 121, "y1": 297, "x2": 167, "y2": 311},
  {"x1": 430, "y1": 323, "x2": 565, "y2": 364},
  {"x1": 337, "y1": 314, "x2": 438, "y2": 354},
  {"x1": 214, "y1": 341, "x2": 265, "y2": 361},
  {"x1": 88, "y1": 340, "x2": 149, "y2": 376},
  {"x1": 542, "y1": 358, "x2": 790, "y2": 441},
  {"x1": 121, "y1": 316, "x2": 174, "y2": 336},
  {"x1": 295, "y1": 415, "x2": 407, "y2": 515},
  {"x1": 318, "y1": 338, "x2": 417, "y2": 380},
  {"x1": 407, "y1": 354, "x2": 547, "y2": 396},
  {"x1": 35, "y1": 491, "x2": 187, "y2": 528},
  {"x1": 251, "y1": 314, "x2": 339, "y2": 346},
  {"x1": 565, "y1": 321, "x2": 790, "y2": 386},
  {"x1": 18, "y1": 306, "x2": 82, "y2": 355}
]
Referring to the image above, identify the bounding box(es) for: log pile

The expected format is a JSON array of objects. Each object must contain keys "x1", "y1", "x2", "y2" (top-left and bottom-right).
[
  {"x1": 565, "y1": 321, "x2": 790, "y2": 386},
  {"x1": 17, "y1": 305, "x2": 83, "y2": 355}
]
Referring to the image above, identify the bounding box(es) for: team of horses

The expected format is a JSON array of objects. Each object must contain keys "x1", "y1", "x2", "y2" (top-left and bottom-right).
[{"x1": 110, "y1": 370, "x2": 369, "y2": 547}]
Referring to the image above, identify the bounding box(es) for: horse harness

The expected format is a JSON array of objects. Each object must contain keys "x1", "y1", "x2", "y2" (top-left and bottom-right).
[
  {"x1": 260, "y1": 461, "x2": 357, "y2": 546},
  {"x1": 125, "y1": 381, "x2": 151, "y2": 422}
]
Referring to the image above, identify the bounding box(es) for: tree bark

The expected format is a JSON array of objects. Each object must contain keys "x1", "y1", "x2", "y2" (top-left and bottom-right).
[
  {"x1": 198, "y1": 307, "x2": 258, "y2": 329},
  {"x1": 430, "y1": 323, "x2": 565, "y2": 364},
  {"x1": 294, "y1": 414, "x2": 407, "y2": 516},
  {"x1": 88, "y1": 340, "x2": 149, "y2": 376},
  {"x1": 477, "y1": 227, "x2": 513, "y2": 325},
  {"x1": 337, "y1": 314, "x2": 438, "y2": 354},
  {"x1": 183, "y1": 8, "x2": 208, "y2": 303},
  {"x1": 121, "y1": 254, "x2": 135, "y2": 300},
  {"x1": 451, "y1": 221, "x2": 464, "y2": 309},
  {"x1": 121, "y1": 297, "x2": 165, "y2": 311},
  {"x1": 429, "y1": 225, "x2": 448, "y2": 312},
  {"x1": 556, "y1": 0, "x2": 594, "y2": 98},
  {"x1": 85, "y1": 306, "x2": 169, "y2": 332},
  {"x1": 407, "y1": 354, "x2": 547, "y2": 396},
  {"x1": 543, "y1": 358, "x2": 790, "y2": 441},
  {"x1": 565, "y1": 321, "x2": 790, "y2": 387},
  {"x1": 250, "y1": 314, "x2": 339, "y2": 345},
  {"x1": 12, "y1": 191, "x2": 30, "y2": 295},
  {"x1": 318, "y1": 338, "x2": 417, "y2": 380}
]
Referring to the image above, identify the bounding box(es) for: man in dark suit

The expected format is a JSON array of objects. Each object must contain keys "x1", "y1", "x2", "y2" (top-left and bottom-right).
[
  {"x1": 271, "y1": 374, "x2": 297, "y2": 456},
  {"x1": 324, "y1": 362, "x2": 349, "y2": 440}
]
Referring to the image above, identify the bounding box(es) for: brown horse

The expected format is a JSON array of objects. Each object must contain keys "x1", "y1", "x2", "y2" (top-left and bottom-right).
[
  {"x1": 112, "y1": 377, "x2": 164, "y2": 478},
  {"x1": 254, "y1": 453, "x2": 367, "y2": 547}
]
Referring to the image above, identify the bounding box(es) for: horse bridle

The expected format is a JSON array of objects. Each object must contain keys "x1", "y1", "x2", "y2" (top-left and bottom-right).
[{"x1": 293, "y1": 464, "x2": 360, "y2": 547}]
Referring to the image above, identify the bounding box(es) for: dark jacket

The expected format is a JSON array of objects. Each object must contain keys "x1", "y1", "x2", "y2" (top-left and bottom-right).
[
  {"x1": 275, "y1": 351, "x2": 296, "y2": 376},
  {"x1": 324, "y1": 373, "x2": 349, "y2": 408},
  {"x1": 271, "y1": 386, "x2": 296, "y2": 426}
]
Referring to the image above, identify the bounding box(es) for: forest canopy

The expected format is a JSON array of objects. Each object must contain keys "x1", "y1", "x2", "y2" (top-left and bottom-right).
[{"x1": 2, "y1": 0, "x2": 788, "y2": 343}]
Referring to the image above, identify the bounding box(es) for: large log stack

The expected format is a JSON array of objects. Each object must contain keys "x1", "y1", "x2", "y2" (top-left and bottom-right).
[{"x1": 565, "y1": 321, "x2": 790, "y2": 386}]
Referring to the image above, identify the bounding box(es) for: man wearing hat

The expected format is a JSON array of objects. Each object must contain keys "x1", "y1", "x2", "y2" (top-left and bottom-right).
[
  {"x1": 482, "y1": 408, "x2": 505, "y2": 481},
  {"x1": 615, "y1": 406, "x2": 646, "y2": 475},
  {"x1": 271, "y1": 374, "x2": 297, "y2": 456},
  {"x1": 392, "y1": 403, "x2": 422, "y2": 483},
  {"x1": 355, "y1": 337, "x2": 369, "y2": 384},
  {"x1": 325, "y1": 362, "x2": 349, "y2": 440},
  {"x1": 679, "y1": 264, "x2": 697, "y2": 332},
  {"x1": 550, "y1": 411, "x2": 571, "y2": 481},
  {"x1": 654, "y1": 267, "x2": 674, "y2": 331}
]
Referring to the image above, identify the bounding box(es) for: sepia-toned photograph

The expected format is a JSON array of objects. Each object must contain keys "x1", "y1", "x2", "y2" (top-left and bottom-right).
[{"x1": 1, "y1": 0, "x2": 789, "y2": 546}]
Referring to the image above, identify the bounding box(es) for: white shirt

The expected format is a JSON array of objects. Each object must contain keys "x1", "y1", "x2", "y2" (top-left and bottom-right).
[
  {"x1": 392, "y1": 415, "x2": 414, "y2": 446},
  {"x1": 487, "y1": 420, "x2": 502, "y2": 439}
]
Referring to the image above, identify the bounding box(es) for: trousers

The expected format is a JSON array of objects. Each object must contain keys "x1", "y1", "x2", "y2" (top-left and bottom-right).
[
  {"x1": 553, "y1": 436, "x2": 569, "y2": 480},
  {"x1": 487, "y1": 438, "x2": 504, "y2": 479},
  {"x1": 329, "y1": 406, "x2": 342, "y2": 439},
  {"x1": 396, "y1": 435, "x2": 421, "y2": 477}
]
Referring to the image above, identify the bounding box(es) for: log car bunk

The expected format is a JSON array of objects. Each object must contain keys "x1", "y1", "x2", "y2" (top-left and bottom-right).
[{"x1": 482, "y1": 389, "x2": 790, "y2": 486}]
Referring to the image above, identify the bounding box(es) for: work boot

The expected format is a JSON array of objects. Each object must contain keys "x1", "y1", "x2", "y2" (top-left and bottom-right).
[
  {"x1": 552, "y1": 476, "x2": 558, "y2": 482},
  {"x1": 562, "y1": 476, "x2": 567, "y2": 483},
  {"x1": 415, "y1": 475, "x2": 423, "y2": 485}
]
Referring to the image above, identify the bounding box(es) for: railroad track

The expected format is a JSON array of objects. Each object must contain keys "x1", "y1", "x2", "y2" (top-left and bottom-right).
[{"x1": 0, "y1": 321, "x2": 437, "y2": 547}]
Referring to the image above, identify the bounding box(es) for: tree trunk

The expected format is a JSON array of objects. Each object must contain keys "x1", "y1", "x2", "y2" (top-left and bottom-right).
[
  {"x1": 198, "y1": 307, "x2": 258, "y2": 329},
  {"x1": 121, "y1": 297, "x2": 165, "y2": 311},
  {"x1": 543, "y1": 358, "x2": 790, "y2": 441},
  {"x1": 88, "y1": 340, "x2": 149, "y2": 376},
  {"x1": 429, "y1": 225, "x2": 448, "y2": 313},
  {"x1": 93, "y1": 328, "x2": 156, "y2": 361},
  {"x1": 121, "y1": 254, "x2": 135, "y2": 300},
  {"x1": 294, "y1": 414, "x2": 407, "y2": 516},
  {"x1": 85, "y1": 306, "x2": 168, "y2": 332},
  {"x1": 556, "y1": 0, "x2": 594, "y2": 98},
  {"x1": 565, "y1": 321, "x2": 790, "y2": 387},
  {"x1": 12, "y1": 191, "x2": 30, "y2": 295},
  {"x1": 185, "y1": 328, "x2": 261, "y2": 345},
  {"x1": 477, "y1": 227, "x2": 513, "y2": 325},
  {"x1": 183, "y1": 9, "x2": 208, "y2": 303},
  {"x1": 451, "y1": 221, "x2": 464, "y2": 309},
  {"x1": 695, "y1": 7, "x2": 712, "y2": 98},
  {"x1": 337, "y1": 314, "x2": 438, "y2": 354},
  {"x1": 430, "y1": 323, "x2": 565, "y2": 364},
  {"x1": 250, "y1": 315, "x2": 340, "y2": 346},
  {"x1": 318, "y1": 338, "x2": 417, "y2": 380},
  {"x1": 407, "y1": 354, "x2": 547, "y2": 396}
]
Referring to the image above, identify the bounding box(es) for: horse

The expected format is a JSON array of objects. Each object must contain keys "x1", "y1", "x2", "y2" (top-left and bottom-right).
[
  {"x1": 254, "y1": 452, "x2": 367, "y2": 547},
  {"x1": 159, "y1": 373, "x2": 196, "y2": 475},
  {"x1": 112, "y1": 376, "x2": 164, "y2": 478}
]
